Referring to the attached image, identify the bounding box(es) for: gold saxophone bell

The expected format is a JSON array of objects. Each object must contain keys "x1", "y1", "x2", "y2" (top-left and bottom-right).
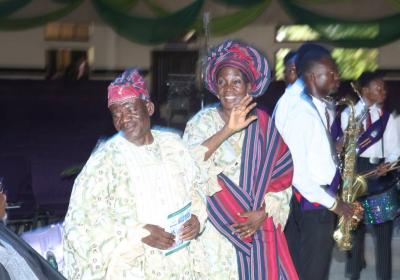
[{"x1": 333, "y1": 217, "x2": 353, "y2": 250}]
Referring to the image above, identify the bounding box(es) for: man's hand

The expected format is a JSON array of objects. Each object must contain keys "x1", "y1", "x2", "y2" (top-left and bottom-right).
[
  {"x1": 350, "y1": 201, "x2": 364, "y2": 226},
  {"x1": 0, "y1": 194, "x2": 6, "y2": 220},
  {"x1": 180, "y1": 215, "x2": 200, "y2": 241},
  {"x1": 376, "y1": 163, "x2": 389, "y2": 177},
  {"x1": 233, "y1": 205, "x2": 267, "y2": 239},
  {"x1": 226, "y1": 95, "x2": 257, "y2": 134},
  {"x1": 331, "y1": 200, "x2": 354, "y2": 219},
  {"x1": 141, "y1": 224, "x2": 175, "y2": 250}
]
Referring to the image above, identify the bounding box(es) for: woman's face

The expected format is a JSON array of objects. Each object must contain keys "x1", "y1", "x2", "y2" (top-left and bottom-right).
[{"x1": 216, "y1": 66, "x2": 252, "y2": 110}]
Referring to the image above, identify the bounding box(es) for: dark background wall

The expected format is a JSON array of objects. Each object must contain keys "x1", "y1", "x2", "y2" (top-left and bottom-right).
[
  {"x1": 0, "y1": 80, "x2": 115, "y2": 221},
  {"x1": 0, "y1": 79, "x2": 399, "y2": 222}
]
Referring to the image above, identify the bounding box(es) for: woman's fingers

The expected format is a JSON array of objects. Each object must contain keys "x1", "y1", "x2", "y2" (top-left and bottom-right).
[
  {"x1": 237, "y1": 95, "x2": 255, "y2": 111},
  {"x1": 244, "y1": 102, "x2": 257, "y2": 114},
  {"x1": 239, "y1": 94, "x2": 252, "y2": 106},
  {"x1": 244, "y1": 115, "x2": 258, "y2": 126}
]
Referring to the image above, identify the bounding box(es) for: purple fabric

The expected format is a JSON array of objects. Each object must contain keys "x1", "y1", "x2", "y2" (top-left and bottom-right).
[
  {"x1": 330, "y1": 115, "x2": 343, "y2": 141},
  {"x1": 294, "y1": 168, "x2": 341, "y2": 211},
  {"x1": 357, "y1": 110, "x2": 390, "y2": 155}
]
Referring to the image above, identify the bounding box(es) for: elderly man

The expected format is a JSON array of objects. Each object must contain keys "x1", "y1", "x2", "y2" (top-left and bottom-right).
[
  {"x1": 0, "y1": 193, "x2": 66, "y2": 279},
  {"x1": 62, "y1": 68, "x2": 207, "y2": 280}
]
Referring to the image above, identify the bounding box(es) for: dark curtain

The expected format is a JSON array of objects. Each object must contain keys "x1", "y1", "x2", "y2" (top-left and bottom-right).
[{"x1": 151, "y1": 50, "x2": 199, "y2": 122}]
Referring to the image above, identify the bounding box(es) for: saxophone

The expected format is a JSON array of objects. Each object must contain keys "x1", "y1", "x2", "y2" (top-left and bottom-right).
[{"x1": 327, "y1": 87, "x2": 368, "y2": 251}]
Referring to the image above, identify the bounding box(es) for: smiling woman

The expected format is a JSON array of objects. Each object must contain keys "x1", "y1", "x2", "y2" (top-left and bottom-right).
[{"x1": 183, "y1": 39, "x2": 298, "y2": 280}]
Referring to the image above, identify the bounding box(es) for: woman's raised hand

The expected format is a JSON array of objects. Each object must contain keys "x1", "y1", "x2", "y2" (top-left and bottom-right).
[
  {"x1": 226, "y1": 95, "x2": 257, "y2": 133},
  {"x1": 202, "y1": 95, "x2": 258, "y2": 161}
]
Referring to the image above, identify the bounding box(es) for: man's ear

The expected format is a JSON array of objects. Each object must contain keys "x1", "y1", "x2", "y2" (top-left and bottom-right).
[
  {"x1": 304, "y1": 71, "x2": 316, "y2": 84},
  {"x1": 309, "y1": 72, "x2": 316, "y2": 82},
  {"x1": 146, "y1": 101, "x2": 155, "y2": 116}
]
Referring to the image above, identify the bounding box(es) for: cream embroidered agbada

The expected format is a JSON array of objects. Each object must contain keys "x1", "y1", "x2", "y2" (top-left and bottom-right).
[
  {"x1": 63, "y1": 130, "x2": 207, "y2": 280},
  {"x1": 183, "y1": 106, "x2": 292, "y2": 279}
]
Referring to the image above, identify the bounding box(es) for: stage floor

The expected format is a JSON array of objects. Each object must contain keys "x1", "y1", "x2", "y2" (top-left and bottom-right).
[{"x1": 329, "y1": 229, "x2": 400, "y2": 280}]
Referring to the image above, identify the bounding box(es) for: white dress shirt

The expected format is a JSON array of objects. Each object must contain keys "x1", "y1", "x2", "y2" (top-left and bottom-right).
[
  {"x1": 274, "y1": 78, "x2": 305, "y2": 133},
  {"x1": 276, "y1": 90, "x2": 337, "y2": 208},
  {"x1": 313, "y1": 97, "x2": 333, "y2": 131},
  {"x1": 341, "y1": 101, "x2": 400, "y2": 163}
]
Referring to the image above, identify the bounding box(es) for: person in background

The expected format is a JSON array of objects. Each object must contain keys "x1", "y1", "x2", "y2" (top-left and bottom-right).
[
  {"x1": 76, "y1": 56, "x2": 89, "y2": 80},
  {"x1": 63, "y1": 68, "x2": 207, "y2": 280},
  {"x1": 283, "y1": 51, "x2": 297, "y2": 86},
  {"x1": 343, "y1": 71, "x2": 400, "y2": 280},
  {"x1": 183, "y1": 39, "x2": 298, "y2": 279},
  {"x1": 274, "y1": 43, "x2": 331, "y2": 133}
]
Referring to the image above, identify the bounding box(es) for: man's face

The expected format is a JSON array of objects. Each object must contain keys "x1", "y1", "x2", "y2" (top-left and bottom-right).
[
  {"x1": 363, "y1": 78, "x2": 387, "y2": 106},
  {"x1": 284, "y1": 61, "x2": 297, "y2": 85},
  {"x1": 312, "y1": 58, "x2": 340, "y2": 97},
  {"x1": 109, "y1": 99, "x2": 154, "y2": 143},
  {"x1": 216, "y1": 66, "x2": 252, "y2": 110}
]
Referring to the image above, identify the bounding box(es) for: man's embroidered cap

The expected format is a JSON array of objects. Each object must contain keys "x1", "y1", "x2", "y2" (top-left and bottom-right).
[{"x1": 108, "y1": 68, "x2": 150, "y2": 107}]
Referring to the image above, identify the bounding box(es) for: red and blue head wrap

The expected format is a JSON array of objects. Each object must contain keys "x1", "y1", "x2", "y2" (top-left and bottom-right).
[
  {"x1": 107, "y1": 68, "x2": 150, "y2": 107},
  {"x1": 204, "y1": 40, "x2": 271, "y2": 98}
]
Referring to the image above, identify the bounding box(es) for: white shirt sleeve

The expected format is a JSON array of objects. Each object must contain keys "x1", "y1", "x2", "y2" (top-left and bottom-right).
[
  {"x1": 384, "y1": 113, "x2": 400, "y2": 162},
  {"x1": 284, "y1": 110, "x2": 336, "y2": 208},
  {"x1": 274, "y1": 78, "x2": 304, "y2": 133}
]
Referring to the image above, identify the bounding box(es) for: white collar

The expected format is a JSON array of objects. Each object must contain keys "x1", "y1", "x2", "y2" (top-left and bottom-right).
[
  {"x1": 369, "y1": 103, "x2": 382, "y2": 112},
  {"x1": 311, "y1": 95, "x2": 327, "y2": 110}
]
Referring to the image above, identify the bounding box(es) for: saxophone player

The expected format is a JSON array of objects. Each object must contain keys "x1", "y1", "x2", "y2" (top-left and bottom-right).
[
  {"x1": 342, "y1": 71, "x2": 400, "y2": 280},
  {"x1": 275, "y1": 44, "x2": 360, "y2": 280}
]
